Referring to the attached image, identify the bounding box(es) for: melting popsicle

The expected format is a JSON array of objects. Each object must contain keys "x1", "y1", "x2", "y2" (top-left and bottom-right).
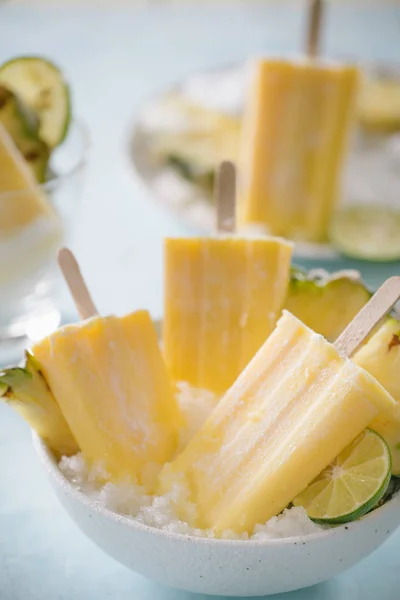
[
  {"x1": 0, "y1": 122, "x2": 56, "y2": 232},
  {"x1": 238, "y1": 2, "x2": 359, "y2": 242},
  {"x1": 160, "y1": 278, "x2": 399, "y2": 534},
  {"x1": 163, "y1": 162, "x2": 293, "y2": 394},
  {"x1": 32, "y1": 249, "x2": 181, "y2": 490},
  {"x1": 0, "y1": 123, "x2": 62, "y2": 290}
]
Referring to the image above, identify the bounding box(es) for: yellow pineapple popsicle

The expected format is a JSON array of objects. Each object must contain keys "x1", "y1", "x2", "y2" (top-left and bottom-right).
[
  {"x1": 238, "y1": 59, "x2": 359, "y2": 242},
  {"x1": 32, "y1": 310, "x2": 181, "y2": 491},
  {"x1": 160, "y1": 311, "x2": 394, "y2": 534},
  {"x1": 0, "y1": 122, "x2": 55, "y2": 233},
  {"x1": 163, "y1": 235, "x2": 293, "y2": 394},
  {"x1": 0, "y1": 123, "x2": 62, "y2": 289}
]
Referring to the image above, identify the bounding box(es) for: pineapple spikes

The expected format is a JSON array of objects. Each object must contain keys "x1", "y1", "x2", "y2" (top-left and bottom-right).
[{"x1": 0, "y1": 351, "x2": 78, "y2": 456}]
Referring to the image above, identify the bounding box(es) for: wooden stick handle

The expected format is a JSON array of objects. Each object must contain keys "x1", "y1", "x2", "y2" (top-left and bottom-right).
[
  {"x1": 215, "y1": 160, "x2": 236, "y2": 234},
  {"x1": 334, "y1": 276, "x2": 400, "y2": 357},
  {"x1": 57, "y1": 248, "x2": 98, "y2": 320},
  {"x1": 306, "y1": 0, "x2": 324, "y2": 58}
]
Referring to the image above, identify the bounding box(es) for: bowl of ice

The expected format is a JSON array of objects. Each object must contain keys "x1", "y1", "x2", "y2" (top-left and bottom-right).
[{"x1": 34, "y1": 432, "x2": 400, "y2": 597}]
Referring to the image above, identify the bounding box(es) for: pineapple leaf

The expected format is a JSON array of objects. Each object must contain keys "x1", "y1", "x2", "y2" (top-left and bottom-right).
[
  {"x1": 0, "y1": 351, "x2": 79, "y2": 455},
  {"x1": 0, "y1": 367, "x2": 32, "y2": 390}
]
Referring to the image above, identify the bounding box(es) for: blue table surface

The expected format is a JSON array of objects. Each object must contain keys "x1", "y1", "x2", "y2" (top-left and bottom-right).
[{"x1": 1, "y1": 2, "x2": 400, "y2": 598}]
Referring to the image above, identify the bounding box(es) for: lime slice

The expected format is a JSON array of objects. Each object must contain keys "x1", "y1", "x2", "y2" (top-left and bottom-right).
[
  {"x1": 358, "y1": 76, "x2": 400, "y2": 133},
  {"x1": 330, "y1": 206, "x2": 400, "y2": 262},
  {"x1": 293, "y1": 429, "x2": 391, "y2": 524},
  {"x1": 0, "y1": 56, "x2": 71, "y2": 148}
]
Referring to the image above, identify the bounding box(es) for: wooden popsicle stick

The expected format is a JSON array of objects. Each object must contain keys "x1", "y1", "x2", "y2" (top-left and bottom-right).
[
  {"x1": 57, "y1": 247, "x2": 98, "y2": 320},
  {"x1": 215, "y1": 160, "x2": 236, "y2": 234},
  {"x1": 334, "y1": 276, "x2": 400, "y2": 358},
  {"x1": 306, "y1": 0, "x2": 324, "y2": 58}
]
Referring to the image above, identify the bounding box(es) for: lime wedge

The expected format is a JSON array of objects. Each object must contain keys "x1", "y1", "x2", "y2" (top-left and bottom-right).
[
  {"x1": 358, "y1": 76, "x2": 400, "y2": 133},
  {"x1": 293, "y1": 429, "x2": 391, "y2": 524},
  {"x1": 330, "y1": 206, "x2": 400, "y2": 262},
  {"x1": 0, "y1": 56, "x2": 71, "y2": 148}
]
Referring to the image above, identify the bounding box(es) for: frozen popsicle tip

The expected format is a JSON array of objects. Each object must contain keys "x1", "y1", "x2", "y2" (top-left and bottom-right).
[
  {"x1": 29, "y1": 248, "x2": 182, "y2": 490},
  {"x1": 247, "y1": 54, "x2": 356, "y2": 73},
  {"x1": 237, "y1": 222, "x2": 270, "y2": 237},
  {"x1": 236, "y1": 224, "x2": 297, "y2": 249}
]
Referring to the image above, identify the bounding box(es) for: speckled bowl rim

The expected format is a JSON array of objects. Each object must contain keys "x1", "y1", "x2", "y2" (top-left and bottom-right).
[{"x1": 33, "y1": 432, "x2": 400, "y2": 547}]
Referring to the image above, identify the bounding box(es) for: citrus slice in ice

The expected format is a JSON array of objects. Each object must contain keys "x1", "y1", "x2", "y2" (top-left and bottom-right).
[
  {"x1": 330, "y1": 206, "x2": 400, "y2": 262},
  {"x1": 293, "y1": 429, "x2": 391, "y2": 524},
  {"x1": 0, "y1": 56, "x2": 70, "y2": 147}
]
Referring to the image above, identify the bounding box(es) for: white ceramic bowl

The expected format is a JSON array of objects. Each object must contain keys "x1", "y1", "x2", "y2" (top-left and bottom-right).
[{"x1": 34, "y1": 433, "x2": 400, "y2": 597}]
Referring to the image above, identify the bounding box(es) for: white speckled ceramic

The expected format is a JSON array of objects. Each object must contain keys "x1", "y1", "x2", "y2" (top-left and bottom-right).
[{"x1": 34, "y1": 434, "x2": 400, "y2": 597}]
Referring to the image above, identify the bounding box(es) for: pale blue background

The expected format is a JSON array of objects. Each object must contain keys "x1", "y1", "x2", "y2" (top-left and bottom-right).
[{"x1": 1, "y1": 3, "x2": 400, "y2": 598}]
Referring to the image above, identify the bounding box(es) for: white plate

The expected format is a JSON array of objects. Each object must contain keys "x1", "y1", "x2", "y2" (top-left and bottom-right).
[{"x1": 130, "y1": 61, "x2": 400, "y2": 261}]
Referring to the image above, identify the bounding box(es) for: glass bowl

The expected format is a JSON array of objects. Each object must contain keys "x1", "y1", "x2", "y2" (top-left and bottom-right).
[{"x1": 0, "y1": 120, "x2": 89, "y2": 345}]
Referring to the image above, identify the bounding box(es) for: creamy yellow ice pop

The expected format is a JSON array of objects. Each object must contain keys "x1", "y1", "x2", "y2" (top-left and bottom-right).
[
  {"x1": 238, "y1": 58, "x2": 359, "y2": 242},
  {"x1": 160, "y1": 280, "x2": 398, "y2": 533},
  {"x1": 32, "y1": 250, "x2": 181, "y2": 491},
  {"x1": 0, "y1": 123, "x2": 62, "y2": 290},
  {"x1": 0, "y1": 122, "x2": 54, "y2": 233},
  {"x1": 163, "y1": 235, "x2": 292, "y2": 394},
  {"x1": 164, "y1": 161, "x2": 293, "y2": 395}
]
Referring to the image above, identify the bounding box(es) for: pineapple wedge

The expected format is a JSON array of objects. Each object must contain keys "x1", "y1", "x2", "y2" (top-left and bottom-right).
[
  {"x1": 0, "y1": 352, "x2": 78, "y2": 456},
  {"x1": 285, "y1": 268, "x2": 371, "y2": 341},
  {"x1": 32, "y1": 311, "x2": 181, "y2": 489},
  {"x1": 354, "y1": 317, "x2": 400, "y2": 475}
]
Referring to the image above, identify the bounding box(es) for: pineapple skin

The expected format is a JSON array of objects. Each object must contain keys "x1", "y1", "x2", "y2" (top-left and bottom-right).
[
  {"x1": 354, "y1": 317, "x2": 400, "y2": 475},
  {"x1": 0, "y1": 352, "x2": 79, "y2": 456},
  {"x1": 285, "y1": 267, "x2": 371, "y2": 341}
]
